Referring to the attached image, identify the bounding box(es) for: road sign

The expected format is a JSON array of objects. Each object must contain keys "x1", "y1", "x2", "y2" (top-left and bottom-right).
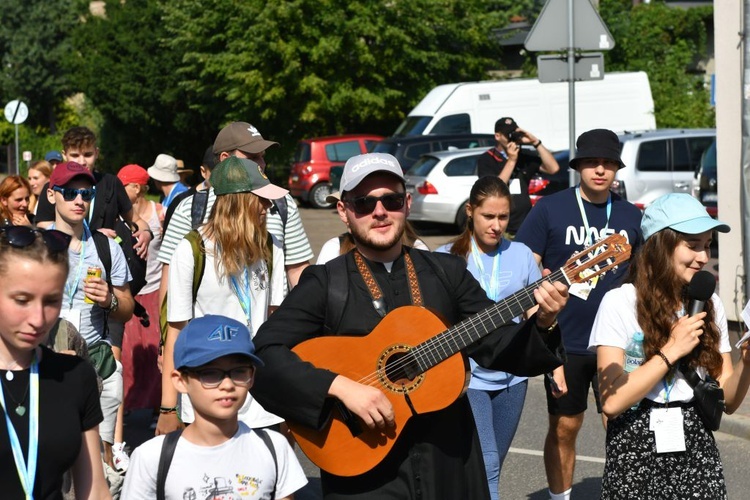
[
  {"x1": 538, "y1": 53, "x2": 604, "y2": 83},
  {"x1": 22, "y1": 151, "x2": 32, "y2": 162},
  {"x1": 525, "y1": 0, "x2": 615, "y2": 52},
  {"x1": 4, "y1": 100, "x2": 29, "y2": 125}
]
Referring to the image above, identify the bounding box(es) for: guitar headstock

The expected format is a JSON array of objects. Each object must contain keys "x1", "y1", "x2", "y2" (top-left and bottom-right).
[{"x1": 562, "y1": 233, "x2": 632, "y2": 286}]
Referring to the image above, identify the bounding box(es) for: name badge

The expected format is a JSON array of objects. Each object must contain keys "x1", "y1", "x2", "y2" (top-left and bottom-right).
[
  {"x1": 509, "y1": 178, "x2": 522, "y2": 195},
  {"x1": 650, "y1": 407, "x2": 686, "y2": 453},
  {"x1": 59, "y1": 308, "x2": 82, "y2": 332}
]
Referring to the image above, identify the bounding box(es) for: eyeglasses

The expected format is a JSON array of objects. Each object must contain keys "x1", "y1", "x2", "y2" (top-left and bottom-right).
[
  {"x1": 52, "y1": 186, "x2": 96, "y2": 202},
  {"x1": 184, "y1": 366, "x2": 255, "y2": 389},
  {"x1": 0, "y1": 226, "x2": 71, "y2": 254},
  {"x1": 343, "y1": 193, "x2": 406, "y2": 215}
]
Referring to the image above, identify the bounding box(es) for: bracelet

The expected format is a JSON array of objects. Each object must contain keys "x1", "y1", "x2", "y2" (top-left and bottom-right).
[
  {"x1": 656, "y1": 350, "x2": 675, "y2": 371},
  {"x1": 533, "y1": 140, "x2": 542, "y2": 148},
  {"x1": 159, "y1": 406, "x2": 178, "y2": 414}
]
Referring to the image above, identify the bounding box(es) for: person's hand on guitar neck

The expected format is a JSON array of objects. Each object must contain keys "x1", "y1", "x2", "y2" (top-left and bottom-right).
[
  {"x1": 533, "y1": 269, "x2": 569, "y2": 334},
  {"x1": 329, "y1": 375, "x2": 396, "y2": 430}
]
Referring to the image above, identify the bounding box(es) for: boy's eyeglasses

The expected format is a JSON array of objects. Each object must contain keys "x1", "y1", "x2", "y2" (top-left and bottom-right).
[
  {"x1": 52, "y1": 186, "x2": 96, "y2": 202},
  {"x1": 0, "y1": 226, "x2": 71, "y2": 254},
  {"x1": 343, "y1": 193, "x2": 406, "y2": 215},
  {"x1": 184, "y1": 366, "x2": 254, "y2": 389}
]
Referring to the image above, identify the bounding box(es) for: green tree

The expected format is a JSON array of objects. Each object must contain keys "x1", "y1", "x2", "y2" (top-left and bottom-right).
[
  {"x1": 0, "y1": 0, "x2": 85, "y2": 131},
  {"x1": 600, "y1": 0, "x2": 714, "y2": 128},
  {"x1": 68, "y1": 0, "x2": 210, "y2": 171},
  {"x1": 160, "y1": 0, "x2": 524, "y2": 154}
]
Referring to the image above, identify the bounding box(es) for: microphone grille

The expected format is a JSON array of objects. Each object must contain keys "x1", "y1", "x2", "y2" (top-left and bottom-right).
[{"x1": 688, "y1": 270, "x2": 716, "y2": 302}]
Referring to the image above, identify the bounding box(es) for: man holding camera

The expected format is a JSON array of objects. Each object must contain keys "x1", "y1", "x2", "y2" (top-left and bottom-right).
[{"x1": 477, "y1": 117, "x2": 559, "y2": 237}]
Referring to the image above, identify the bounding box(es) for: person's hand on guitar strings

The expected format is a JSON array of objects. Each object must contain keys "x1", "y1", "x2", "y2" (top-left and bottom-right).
[
  {"x1": 328, "y1": 374, "x2": 395, "y2": 430},
  {"x1": 533, "y1": 268, "x2": 569, "y2": 330}
]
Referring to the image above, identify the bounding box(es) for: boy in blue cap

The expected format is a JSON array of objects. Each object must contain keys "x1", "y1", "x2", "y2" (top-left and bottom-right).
[{"x1": 122, "y1": 315, "x2": 307, "y2": 499}]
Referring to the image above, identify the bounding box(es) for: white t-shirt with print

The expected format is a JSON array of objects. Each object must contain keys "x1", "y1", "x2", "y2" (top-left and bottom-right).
[
  {"x1": 168, "y1": 228, "x2": 285, "y2": 427},
  {"x1": 589, "y1": 283, "x2": 730, "y2": 403},
  {"x1": 121, "y1": 423, "x2": 307, "y2": 500}
]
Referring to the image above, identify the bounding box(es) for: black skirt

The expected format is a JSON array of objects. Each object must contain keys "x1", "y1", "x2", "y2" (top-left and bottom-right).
[{"x1": 601, "y1": 399, "x2": 727, "y2": 499}]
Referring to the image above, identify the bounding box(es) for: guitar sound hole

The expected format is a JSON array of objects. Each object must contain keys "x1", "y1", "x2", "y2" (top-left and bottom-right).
[{"x1": 384, "y1": 352, "x2": 418, "y2": 385}]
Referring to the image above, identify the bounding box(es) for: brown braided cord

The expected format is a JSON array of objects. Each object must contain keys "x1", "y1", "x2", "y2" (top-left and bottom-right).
[{"x1": 353, "y1": 249, "x2": 423, "y2": 307}]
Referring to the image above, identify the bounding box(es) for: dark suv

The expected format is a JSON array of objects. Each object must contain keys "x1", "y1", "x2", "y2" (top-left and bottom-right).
[
  {"x1": 288, "y1": 134, "x2": 384, "y2": 208},
  {"x1": 371, "y1": 133, "x2": 495, "y2": 172}
]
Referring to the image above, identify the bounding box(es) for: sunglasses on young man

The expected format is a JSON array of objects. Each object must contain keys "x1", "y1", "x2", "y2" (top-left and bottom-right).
[
  {"x1": 343, "y1": 193, "x2": 406, "y2": 215},
  {"x1": 0, "y1": 226, "x2": 72, "y2": 254},
  {"x1": 52, "y1": 186, "x2": 96, "y2": 202}
]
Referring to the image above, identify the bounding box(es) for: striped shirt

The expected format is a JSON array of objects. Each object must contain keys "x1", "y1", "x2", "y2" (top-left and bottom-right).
[{"x1": 158, "y1": 189, "x2": 313, "y2": 268}]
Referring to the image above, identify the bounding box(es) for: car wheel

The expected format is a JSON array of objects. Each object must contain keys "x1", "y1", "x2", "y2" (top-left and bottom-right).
[
  {"x1": 309, "y1": 183, "x2": 334, "y2": 209},
  {"x1": 454, "y1": 203, "x2": 469, "y2": 233}
]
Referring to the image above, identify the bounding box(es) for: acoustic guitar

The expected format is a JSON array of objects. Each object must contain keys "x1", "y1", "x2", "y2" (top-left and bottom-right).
[{"x1": 289, "y1": 233, "x2": 631, "y2": 477}]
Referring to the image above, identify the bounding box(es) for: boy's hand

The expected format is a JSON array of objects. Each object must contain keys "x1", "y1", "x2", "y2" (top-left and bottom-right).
[
  {"x1": 155, "y1": 412, "x2": 183, "y2": 436},
  {"x1": 83, "y1": 276, "x2": 111, "y2": 308}
]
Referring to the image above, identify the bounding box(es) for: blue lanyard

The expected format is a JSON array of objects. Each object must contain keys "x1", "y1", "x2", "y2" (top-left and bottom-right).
[
  {"x1": 229, "y1": 268, "x2": 252, "y2": 330},
  {"x1": 661, "y1": 377, "x2": 676, "y2": 404},
  {"x1": 0, "y1": 351, "x2": 40, "y2": 499},
  {"x1": 64, "y1": 227, "x2": 88, "y2": 309},
  {"x1": 469, "y1": 237, "x2": 502, "y2": 301},
  {"x1": 575, "y1": 185, "x2": 611, "y2": 246}
]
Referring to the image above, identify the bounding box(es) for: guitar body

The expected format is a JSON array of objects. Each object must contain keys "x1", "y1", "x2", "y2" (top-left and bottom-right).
[{"x1": 289, "y1": 306, "x2": 470, "y2": 477}]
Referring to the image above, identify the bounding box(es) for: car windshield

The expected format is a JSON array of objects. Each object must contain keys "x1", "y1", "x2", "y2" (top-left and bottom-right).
[
  {"x1": 406, "y1": 156, "x2": 439, "y2": 177},
  {"x1": 393, "y1": 116, "x2": 432, "y2": 137},
  {"x1": 293, "y1": 142, "x2": 311, "y2": 163},
  {"x1": 371, "y1": 141, "x2": 398, "y2": 155}
]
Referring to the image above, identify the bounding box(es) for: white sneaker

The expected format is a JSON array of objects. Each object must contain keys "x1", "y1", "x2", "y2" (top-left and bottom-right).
[{"x1": 112, "y1": 442, "x2": 130, "y2": 473}]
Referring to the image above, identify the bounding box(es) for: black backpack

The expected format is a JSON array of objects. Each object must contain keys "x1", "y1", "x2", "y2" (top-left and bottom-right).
[{"x1": 92, "y1": 219, "x2": 148, "y2": 297}]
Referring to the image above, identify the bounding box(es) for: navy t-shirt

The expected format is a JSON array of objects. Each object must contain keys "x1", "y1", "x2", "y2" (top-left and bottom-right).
[{"x1": 515, "y1": 188, "x2": 643, "y2": 355}]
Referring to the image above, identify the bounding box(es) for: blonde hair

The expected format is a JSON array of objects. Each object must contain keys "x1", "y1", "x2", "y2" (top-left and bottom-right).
[
  {"x1": 28, "y1": 161, "x2": 53, "y2": 213},
  {"x1": 202, "y1": 192, "x2": 270, "y2": 278}
]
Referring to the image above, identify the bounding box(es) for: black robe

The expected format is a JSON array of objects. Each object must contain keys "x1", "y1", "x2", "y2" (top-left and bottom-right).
[{"x1": 252, "y1": 248, "x2": 562, "y2": 499}]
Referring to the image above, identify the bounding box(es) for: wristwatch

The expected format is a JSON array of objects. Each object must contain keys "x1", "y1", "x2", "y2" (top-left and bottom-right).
[{"x1": 108, "y1": 293, "x2": 119, "y2": 313}]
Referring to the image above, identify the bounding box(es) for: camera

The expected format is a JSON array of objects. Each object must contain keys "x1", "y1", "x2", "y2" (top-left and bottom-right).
[{"x1": 507, "y1": 131, "x2": 525, "y2": 144}]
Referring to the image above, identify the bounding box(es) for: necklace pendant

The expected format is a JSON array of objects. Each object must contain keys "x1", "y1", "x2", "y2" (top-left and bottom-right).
[
  {"x1": 15, "y1": 405, "x2": 26, "y2": 417},
  {"x1": 5, "y1": 371, "x2": 13, "y2": 381}
]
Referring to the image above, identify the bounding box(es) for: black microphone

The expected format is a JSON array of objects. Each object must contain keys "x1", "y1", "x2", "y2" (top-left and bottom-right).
[{"x1": 687, "y1": 270, "x2": 716, "y2": 317}]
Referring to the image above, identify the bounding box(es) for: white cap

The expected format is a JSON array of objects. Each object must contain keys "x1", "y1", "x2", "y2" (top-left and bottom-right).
[{"x1": 339, "y1": 153, "x2": 404, "y2": 194}]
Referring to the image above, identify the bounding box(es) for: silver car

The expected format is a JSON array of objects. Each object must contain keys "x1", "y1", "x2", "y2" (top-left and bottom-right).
[{"x1": 404, "y1": 148, "x2": 485, "y2": 229}]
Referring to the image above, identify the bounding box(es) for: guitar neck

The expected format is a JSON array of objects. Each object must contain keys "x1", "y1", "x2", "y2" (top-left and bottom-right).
[{"x1": 410, "y1": 268, "x2": 569, "y2": 373}]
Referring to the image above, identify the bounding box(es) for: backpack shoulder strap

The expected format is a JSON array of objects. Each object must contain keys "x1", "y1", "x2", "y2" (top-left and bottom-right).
[
  {"x1": 256, "y1": 429, "x2": 277, "y2": 500},
  {"x1": 190, "y1": 189, "x2": 209, "y2": 229},
  {"x1": 156, "y1": 429, "x2": 184, "y2": 500},
  {"x1": 184, "y1": 229, "x2": 206, "y2": 302},
  {"x1": 272, "y1": 196, "x2": 288, "y2": 228},
  {"x1": 91, "y1": 230, "x2": 112, "y2": 286},
  {"x1": 324, "y1": 255, "x2": 349, "y2": 334}
]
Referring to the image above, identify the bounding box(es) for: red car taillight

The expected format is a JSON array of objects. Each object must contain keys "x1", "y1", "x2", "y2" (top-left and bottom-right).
[{"x1": 417, "y1": 181, "x2": 438, "y2": 195}]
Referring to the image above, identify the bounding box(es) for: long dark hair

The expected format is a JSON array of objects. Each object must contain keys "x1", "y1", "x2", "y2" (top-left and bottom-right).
[
  {"x1": 626, "y1": 228, "x2": 723, "y2": 378},
  {"x1": 447, "y1": 176, "x2": 512, "y2": 259}
]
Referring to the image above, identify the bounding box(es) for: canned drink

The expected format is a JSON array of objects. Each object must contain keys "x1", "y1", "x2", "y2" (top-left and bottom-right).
[{"x1": 84, "y1": 266, "x2": 102, "y2": 304}]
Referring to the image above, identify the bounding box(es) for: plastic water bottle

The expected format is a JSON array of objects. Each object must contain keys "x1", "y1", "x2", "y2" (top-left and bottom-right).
[{"x1": 624, "y1": 331, "x2": 645, "y2": 409}]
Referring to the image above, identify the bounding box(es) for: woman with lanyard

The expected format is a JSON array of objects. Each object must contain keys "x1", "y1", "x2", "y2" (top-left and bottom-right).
[
  {"x1": 436, "y1": 176, "x2": 542, "y2": 500},
  {"x1": 159, "y1": 157, "x2": 287, "y2": 435},
  {"x1": 0, "y1": 226, "x2": 110, "y2": 499},
  {"x1": 590, "y1": 193, "x2": 750, "y2": 499}
]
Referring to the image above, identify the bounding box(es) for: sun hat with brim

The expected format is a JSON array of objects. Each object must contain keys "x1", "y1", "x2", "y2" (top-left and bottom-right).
[
  {"x1": 569, "y1": 129, "x2": 625, "y2": 169},
  {"x1": 641, "y1": 193, "x2": 730, "y2": 240},
  {"x1": 148, "y1": 154, "x2": 180, "y2": 183},
  {"x1": 173, "y1": 315, "x2": 264, "y2": 369},
  {"x1": 210, "y1": 156, "x2": 288, "y2": 200}
]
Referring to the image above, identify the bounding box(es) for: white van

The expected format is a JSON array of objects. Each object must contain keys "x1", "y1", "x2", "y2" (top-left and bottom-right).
[{"x1": 394, "y1": 72, "x2": 656, "y2": 152}]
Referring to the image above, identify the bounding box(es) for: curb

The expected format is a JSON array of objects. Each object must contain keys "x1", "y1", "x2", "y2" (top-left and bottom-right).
[{"x1": 719, "y1": 412, "x2": 750, "y2": 441}]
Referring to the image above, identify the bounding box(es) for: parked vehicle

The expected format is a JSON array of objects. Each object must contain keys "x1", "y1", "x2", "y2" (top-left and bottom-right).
[
  {"x1": 393, "y1": 72, "x2": 656, "y2": 152},
  {"x1": 288, "y1": 134, "x2": 384, "y2": 208},
  {"x1": 691, "y1": 139, "x2": 717, "y2": 215},
  {"x1": 404, "y1": 148, "x2": 486, "y2": 230},
  {"x1": 370, "y1": 133, "x2": 494, "y2": 172}
]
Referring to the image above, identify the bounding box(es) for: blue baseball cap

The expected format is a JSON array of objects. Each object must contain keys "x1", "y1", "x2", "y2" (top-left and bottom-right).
[
  {"x1": 173, "y1": 315, "x2": 264, "y2": 369},
  {"x1": 45, "y1": 150, "x2": 63, "y2": 163},
  {"x1": 641, "y1": 193, "x2": 730, "y2": 240}
]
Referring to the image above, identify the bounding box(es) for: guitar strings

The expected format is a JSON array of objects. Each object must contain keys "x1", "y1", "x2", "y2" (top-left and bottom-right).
[{"x1": 353, "y1": 247, "x2": 619, "y2": 389}]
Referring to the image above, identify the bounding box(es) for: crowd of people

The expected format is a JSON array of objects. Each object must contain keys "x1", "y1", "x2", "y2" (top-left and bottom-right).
[{"x1": 0, "y1": 118, "x2": 749, "y2": 500}]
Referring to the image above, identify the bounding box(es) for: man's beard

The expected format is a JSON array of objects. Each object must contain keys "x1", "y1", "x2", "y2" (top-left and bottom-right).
[{"x1": 349, "y1": 219, "x2": 405, "y2": 253}]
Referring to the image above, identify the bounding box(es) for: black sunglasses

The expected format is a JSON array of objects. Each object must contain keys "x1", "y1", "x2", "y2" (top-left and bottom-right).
[
  {"x1": 52, "y1": 186, "x2": 96, "y2": 202},
  {"x1": 184, "y1": 366, "x2": 255, "y2": 389},
  {"x1": 343, "y1": 193, "x2": 406, "y2": 215},
  {"x1": 0, "y1": 226, "x2": 71, "y2": 254}
]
